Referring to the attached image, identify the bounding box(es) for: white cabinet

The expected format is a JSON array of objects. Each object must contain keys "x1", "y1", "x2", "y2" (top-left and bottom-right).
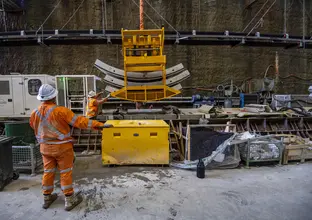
[
  {"x1": 11, "y1": 76, "x2": 24, "y2": 115},
  {"x1": 0, "y1": 74, "x2": 55, "y2": 118},
  {"x1": 0, "y1": 78, "x2": 14, "y2": 116}
]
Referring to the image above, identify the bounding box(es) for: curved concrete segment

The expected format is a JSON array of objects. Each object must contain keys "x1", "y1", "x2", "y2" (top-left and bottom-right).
[
  {"x1": 95, "y1": 59, "x2": 185, "y2": 81},
  {"x1": 103, "y1": 70, "x2": 190, "y2": 88},
  {"x1": 105, "y1": 84, "x2": 183, "y2": 93}
]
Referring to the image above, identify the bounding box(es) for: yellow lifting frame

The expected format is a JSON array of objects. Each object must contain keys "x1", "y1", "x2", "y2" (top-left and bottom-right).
[{"x1": 110, "y1": 28, "x2": 180, "y2": 102}]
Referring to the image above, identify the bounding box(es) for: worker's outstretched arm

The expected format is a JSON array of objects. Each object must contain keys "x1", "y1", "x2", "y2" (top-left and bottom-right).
[
  {"x1": 96, "y1": 94, "x2": 110, "y2": 105},
  {"x1": 95, "y1": 91, "x2": 104, "y2": 97},
  {"x1": 59, "y1": 106, "x2": 105, "y2": 130}
]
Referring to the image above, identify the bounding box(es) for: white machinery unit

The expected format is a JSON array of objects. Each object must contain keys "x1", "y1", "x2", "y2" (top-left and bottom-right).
[
  {"x1": 0, "y1": 74, "x2": 55, "y2": 117},
  {"x1": 55, "y1": 75, "x2": 101, "y2": 115},
  {"x1": 271, "y1": 94, "x2": 291, "y2": 110}
]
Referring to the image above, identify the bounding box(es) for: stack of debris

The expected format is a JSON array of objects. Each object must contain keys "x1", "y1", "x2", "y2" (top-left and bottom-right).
[{"x1": 171, "y1": 127, "x2": 285, "y2": 170}]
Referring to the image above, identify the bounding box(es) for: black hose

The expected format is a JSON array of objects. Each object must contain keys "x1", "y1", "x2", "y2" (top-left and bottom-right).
[
  {"x1": 289, "y1": 108, "x2": 312, "y2": 117},
  {"x1": 272, "y1": 95, "x2": 312, "y2": 105},
  {"x1": 278, "y1": 106, "x2": 312, "y2": 117}
]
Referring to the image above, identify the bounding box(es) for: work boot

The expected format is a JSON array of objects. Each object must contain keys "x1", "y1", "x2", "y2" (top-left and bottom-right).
[
  {"x1": 42, "y1": 193, "x2": 58, "y2": 209},
  {"x1": 64, "y1": 191, "x2": 83, "y2": 211}
]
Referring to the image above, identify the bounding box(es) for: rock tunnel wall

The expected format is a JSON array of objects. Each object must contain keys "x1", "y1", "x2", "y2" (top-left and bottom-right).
[{"x1": 1, "y1": 0, "x2": 312, "y2": 94}]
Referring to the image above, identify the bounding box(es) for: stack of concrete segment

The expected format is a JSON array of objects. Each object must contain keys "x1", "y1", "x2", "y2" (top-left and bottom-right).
[{"x1": 94, "y1": 59, "x2": 190, "y2": 93}]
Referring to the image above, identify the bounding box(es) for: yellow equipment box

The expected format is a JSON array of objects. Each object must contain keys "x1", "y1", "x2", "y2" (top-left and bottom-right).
[{"x1": 102, "y1": 120, "x2": 169, "y2": 165}]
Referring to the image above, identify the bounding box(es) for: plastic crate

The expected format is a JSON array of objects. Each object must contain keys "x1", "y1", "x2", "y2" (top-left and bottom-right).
[{"x1": 0, "y1": 136, "x2": 19, "y2": 191}]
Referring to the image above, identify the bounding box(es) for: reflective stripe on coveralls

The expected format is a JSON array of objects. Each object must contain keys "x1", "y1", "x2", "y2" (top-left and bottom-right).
[
  {"x1": 69, "y1": 115, "x2": 78, "y2": 126},
  {"x1": 86, "y1": 98, "x2": 97, "y2": 118},
  {"x1": 60, "y1": 167, "x2": 73, "y2": 191},
  {"x1": 34, "y1": 106, "x2": 72, "y2": 144},
  {"x1": 88, "y1": 119, "x2": 93, "y2": 128},
  {"x1": 61, "y1": 185, "x2": 73, "y2": 191},
  {"x1": 44, "y1": 168, "x2": 56, "y2": 173},
  {"x1": 60, "y1": 167, "x2": 73, "y2": 173},
  {"x1": 42, "y1": 185, "x2": 54, "y2": 190},
  {"x1": 87, "y1": 109, "x2": 96, "y2": 117},
  {"x1": 41, "y1": 146, "x2": 75, "y2": 196}
]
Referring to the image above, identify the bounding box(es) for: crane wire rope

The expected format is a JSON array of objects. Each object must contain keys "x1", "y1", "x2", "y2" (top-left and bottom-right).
[
  {"x1": 101, "y1": 0, "x2": 105, "y2": 33},
  {"x1": 1, "y1": 0, "x2": 7, "y2": 32},
  {"x1": 61, "y1": 0, "x2": 86, "y2": 30},
  {"x1": 242, "y1": 0, "x2": 269, "y2": 33},
  {"x1": 36, "y1": 0, "x2": 62, "y2": 35},
  {"x1": 144, "y1": 0, "x2": 179, "y2": 35},
  {"x1": 247, "y1": 0, "x2": 276, "y2": 36},
  {"x1": 104, "y1": 0, "x2": 108, "y2": 30},
  {"x1": 130, "y1": 0, "x2": 160, "y2": 29}
]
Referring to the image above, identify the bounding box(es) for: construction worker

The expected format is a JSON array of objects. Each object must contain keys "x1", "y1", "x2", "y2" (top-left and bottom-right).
[
  {"x1": 29, "y1": 84, "x2": 112, "y2": 211},
  {"x1": 136, "y1": 102, "x2": 153, "y2": 110},
  {"x1": 86, "y1": 90, "x2": 110, "y2": 119}
]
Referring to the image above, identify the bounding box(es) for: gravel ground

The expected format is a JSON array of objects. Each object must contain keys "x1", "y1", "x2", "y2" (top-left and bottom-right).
[{"x1": 1, "y1": 161, "x2": 312, "y2": 220}]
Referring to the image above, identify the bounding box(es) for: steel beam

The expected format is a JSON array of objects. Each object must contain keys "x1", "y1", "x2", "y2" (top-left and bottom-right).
[{"x1": 1, "y1": 29, "x2": 312, "y2": 48}]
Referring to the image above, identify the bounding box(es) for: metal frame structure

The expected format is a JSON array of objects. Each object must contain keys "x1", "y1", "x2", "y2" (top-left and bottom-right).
[
  {"x1": 110, "y1": 28, "x2": 180, "y2": 102},
  {"x1": 0, "y1": 0, "x2": 309, "y2": 49},
  {"x1": 55, "y1": 75, "x2": 100, "y2": 115},
  {"x1": 240, "y1": 136, "x2": 283, "y2": 168},
  {"x1": 72, "y1": 127, "x2": 102, "y2": 156},
  {"x1": 1, "y1": 29, "x2": 312, "y2": 48},
  {"x1": 1, "y1": 0, "x2": 23, "y2": 12}
]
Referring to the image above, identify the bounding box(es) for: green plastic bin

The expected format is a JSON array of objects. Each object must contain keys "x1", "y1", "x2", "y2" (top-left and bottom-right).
[{"x1": 5, "y1": 121, "x2": 36, "y2": 145}]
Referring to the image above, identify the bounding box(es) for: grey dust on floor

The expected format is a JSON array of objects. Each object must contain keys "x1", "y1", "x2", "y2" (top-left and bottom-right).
[{"x1": 1, "y1": 163, "x2": 312, "y2": 220}]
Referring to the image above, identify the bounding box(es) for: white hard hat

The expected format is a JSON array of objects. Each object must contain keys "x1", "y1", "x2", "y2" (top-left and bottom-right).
[
  {"x1": 37, "y1": 84, "x2": 58, "y2": 101},
  {"x1": 88, "y1": 91, "x2": 96, "y2": 98}
]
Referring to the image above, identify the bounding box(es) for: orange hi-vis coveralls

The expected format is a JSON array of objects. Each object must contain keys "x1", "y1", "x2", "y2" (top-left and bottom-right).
[
  {"x1": 86, "y1": 97, "x2": 98, "y2": 118},
  {"x1": 29, "y1": 101, "x2": 104, "y2": 196}
]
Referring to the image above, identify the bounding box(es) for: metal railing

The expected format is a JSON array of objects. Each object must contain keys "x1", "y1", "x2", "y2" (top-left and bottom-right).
[{"x1": 1, "y1": 29, "x2": 312, "y2": 48}]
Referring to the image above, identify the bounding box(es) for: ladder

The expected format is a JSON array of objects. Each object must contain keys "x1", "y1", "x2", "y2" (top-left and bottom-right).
[
  {"x1": 55, "y1": 75, "x2": 99, "y2": 115},
  {"x1": 68, "y1": 96, "x2": 86, "y2": 115}
]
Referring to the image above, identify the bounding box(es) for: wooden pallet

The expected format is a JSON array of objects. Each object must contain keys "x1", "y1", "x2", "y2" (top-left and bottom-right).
[
  {"x1": 283, "y1": 144, "x2": 312, "y2": 165},
  {"x1": 279, "y1": 135, "x2": 310, "y2": 164}
]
